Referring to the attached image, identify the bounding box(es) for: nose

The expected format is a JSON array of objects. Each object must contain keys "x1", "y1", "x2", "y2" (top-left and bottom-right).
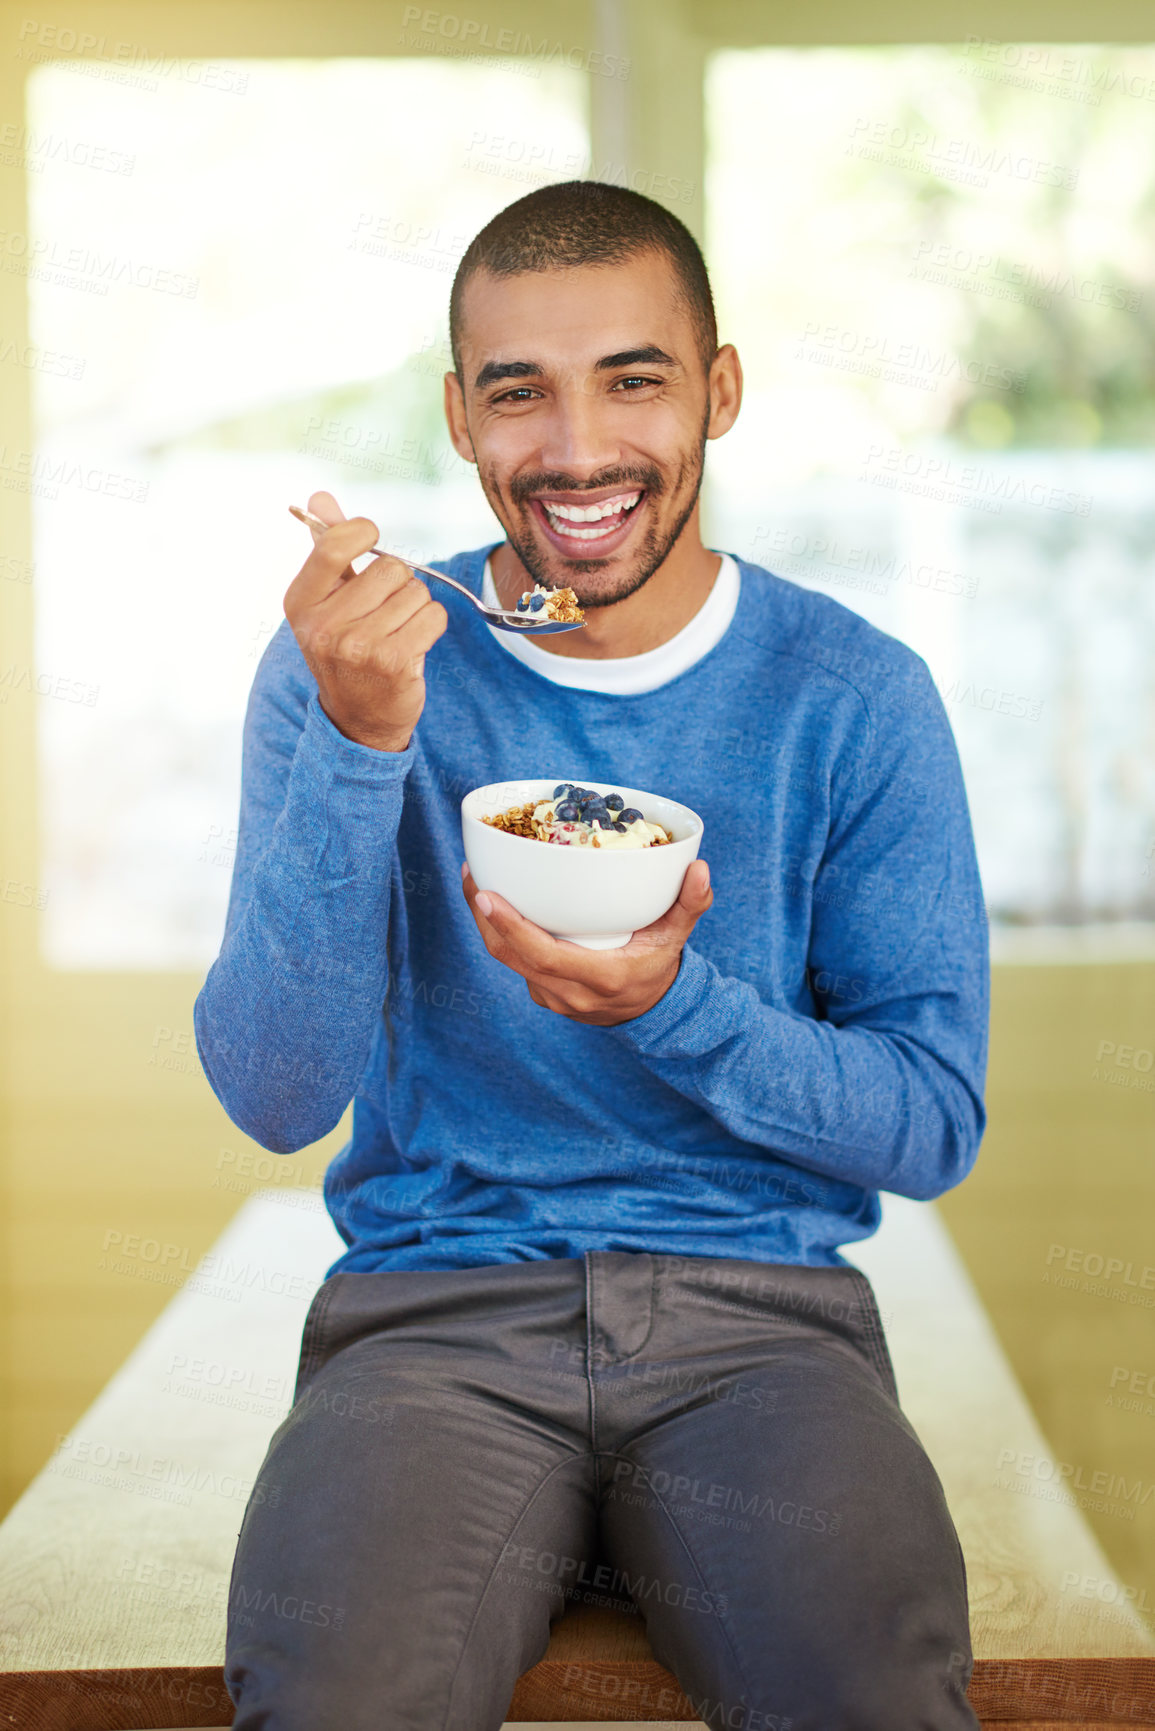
[{"x1": 537, "y1": 374, "x2": 623, "y2": 480}]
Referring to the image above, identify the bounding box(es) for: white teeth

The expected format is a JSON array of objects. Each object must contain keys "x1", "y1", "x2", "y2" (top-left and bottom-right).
[
  {"x1": 544, "y1": 515, "x2": 629, "y2": 541},
  {"x1": 541, "y1": 490, "x2": 641, "y2": 524}
]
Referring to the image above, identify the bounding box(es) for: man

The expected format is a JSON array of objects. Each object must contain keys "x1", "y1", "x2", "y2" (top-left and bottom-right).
[{"x1": 196, "y1": 179, "x2": 988, "y2": 1730}]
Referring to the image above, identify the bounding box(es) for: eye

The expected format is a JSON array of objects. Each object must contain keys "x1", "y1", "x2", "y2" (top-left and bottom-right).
[
  {"x1": 613, "y1": 375, "x2": 662, "y2": 390},
  {"x1": 492, "y1": 387, "x2": 541, "y2": 403}
]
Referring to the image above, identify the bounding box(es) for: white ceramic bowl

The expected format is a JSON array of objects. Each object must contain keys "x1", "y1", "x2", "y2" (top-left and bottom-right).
[{"x1": 461, "y1": 778, "x2": 704, "y2": 950}]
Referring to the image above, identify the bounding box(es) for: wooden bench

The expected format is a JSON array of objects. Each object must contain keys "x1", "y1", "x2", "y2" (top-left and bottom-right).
[{"x1": 1, "y1": 1190, "x2": 1152, "y2": 1730}]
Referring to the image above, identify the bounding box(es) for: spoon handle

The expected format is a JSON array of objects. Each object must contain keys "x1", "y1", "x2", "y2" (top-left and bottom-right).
[{"x1": 288, "y1": 505, "x2": 523, "y2": 618}]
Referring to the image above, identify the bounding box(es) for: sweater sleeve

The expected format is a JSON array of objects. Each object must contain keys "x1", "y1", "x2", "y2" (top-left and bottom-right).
[
  {"x1": 609, "y1": 657, "x2": 990, "y2": 1201},
  {"x1": 194, "y1": 622, "x2": 416, "y2": 1153}
]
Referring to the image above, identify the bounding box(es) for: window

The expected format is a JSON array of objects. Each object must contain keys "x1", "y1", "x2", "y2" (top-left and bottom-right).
[
  {"x1": 27, "y1": 55, "x2": 588, "y2": 966},
  {"x1": 705, "y1": 45, "x2": 1155, "y2": 927}
]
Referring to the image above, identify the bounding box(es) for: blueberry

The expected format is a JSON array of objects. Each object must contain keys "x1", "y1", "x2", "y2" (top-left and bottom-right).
[
  {"x1": 594, "y1": 813, "x2": 614, "y2": 829},
  {"x1": 516, "y1": 597, "x2": 529, "y2": 611},
  {"x1": 555, "y1": 801, "x2": 579, "y2": 820},
  {"x1": 605, "y1": 793, "x2": 624, "y2": 812},
  {"x1": 552, "y1": 783, "x2": 574, "y2": 800},
  {"x1": 620, "y1": 808, "x2": 642, "y2": 824},
  {"x1": 529, "y1": 594, "x2": 545, "y2": 611},
  {"x1": 613, "y1": 820, "x2": 627, "y2": 833}
]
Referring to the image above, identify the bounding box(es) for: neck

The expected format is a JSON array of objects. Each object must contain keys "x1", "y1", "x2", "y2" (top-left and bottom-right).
[{"x1": 489, "y1": 507, "x2": 721, "y2": 659}]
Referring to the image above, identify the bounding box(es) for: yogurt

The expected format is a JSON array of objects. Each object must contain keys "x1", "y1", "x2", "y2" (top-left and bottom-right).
[{"x1": 530, "y1": 796, "x2": 668, "y2": 850}]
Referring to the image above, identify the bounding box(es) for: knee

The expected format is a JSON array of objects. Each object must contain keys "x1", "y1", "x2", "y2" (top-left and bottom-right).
[
  {"x1": 226, "y1": 1648, "x2": 370, "y2": 1731},
  {"x1": 804, "y1": 1645, "x2": 976, "y2": 1730}
]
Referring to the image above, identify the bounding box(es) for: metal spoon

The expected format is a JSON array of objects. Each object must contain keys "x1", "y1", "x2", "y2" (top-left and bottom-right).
[{"x1": 289, "y1": 506, "x2": 585, "y2": 635}]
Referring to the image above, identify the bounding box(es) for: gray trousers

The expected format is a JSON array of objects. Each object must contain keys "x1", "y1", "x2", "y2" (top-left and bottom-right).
[{"x1": 224, "y1": 1252, "x2": 979, "y2": 1729}]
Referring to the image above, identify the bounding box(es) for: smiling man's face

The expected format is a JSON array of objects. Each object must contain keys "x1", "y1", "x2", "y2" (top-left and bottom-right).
[{"x1": 444, "y1": 249, "x2": 739, "y2": 610}]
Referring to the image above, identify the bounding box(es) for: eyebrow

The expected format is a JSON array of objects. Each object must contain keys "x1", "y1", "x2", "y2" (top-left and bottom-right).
[{"x1": 473, "y1": 345, "x2": 679, "y2": 392}]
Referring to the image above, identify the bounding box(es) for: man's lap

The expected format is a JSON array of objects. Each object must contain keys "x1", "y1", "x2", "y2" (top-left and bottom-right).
[{"x1": 223, "y1": 1251, "x2": 979, "y2": 1730}]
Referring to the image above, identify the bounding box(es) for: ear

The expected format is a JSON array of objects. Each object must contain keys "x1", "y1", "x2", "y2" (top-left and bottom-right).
[
  {"x1": 706, "y1": 343, "x2": 742, "y2": 440},
  {"x1": 444, "y1": 370, "x2": 476, "y2": 464}
]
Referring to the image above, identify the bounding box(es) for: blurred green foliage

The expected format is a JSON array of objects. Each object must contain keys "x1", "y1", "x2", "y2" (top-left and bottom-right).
[{"x1": 897, "y1": 49, "x2": 1154, "y2": 448}]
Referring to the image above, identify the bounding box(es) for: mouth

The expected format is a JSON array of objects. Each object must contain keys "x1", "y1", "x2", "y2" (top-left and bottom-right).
[{"x1": 528, "y1": 488, "x2": 647, "y2": 557}]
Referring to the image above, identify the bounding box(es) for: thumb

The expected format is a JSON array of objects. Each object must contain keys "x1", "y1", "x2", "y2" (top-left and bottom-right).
[
  {"x1": 306, "y1": 489, "x2": 347, "y2": 533},
  {"x1": 637, "y1": 858, "x2": 713, "y2": 946},
  {"x1": 679, "y1": 857, "x2": 711, "y2": 912}
]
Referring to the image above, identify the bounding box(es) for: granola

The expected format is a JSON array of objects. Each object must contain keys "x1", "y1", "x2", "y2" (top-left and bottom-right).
[{"x1": 514, "y1": 583, "x2": 585, "y2": 623}]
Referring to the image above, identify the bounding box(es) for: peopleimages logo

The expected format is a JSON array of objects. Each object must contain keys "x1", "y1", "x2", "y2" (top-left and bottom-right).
[
  {"x1": 994, "y1": 1445, "x2": 1155, "y2": 1521},
  {"x1": 909, "y1": 240, "x2": 1142, "y2": 312},
  {"x1": 498, "y1": 1541, "x2": 730, "y2": 1614},
  {"x1": 0, "y1": 445, "x2": 148, "y2": 503},
  {"x1": 794, "y1": 322, "x2": 1026, "y2": 392},
  {"x1": 14, "y1": 20, "x2": 249, "y2": 92},
  {"x1": 397, "y1": 6, "x2": 631, "y2": 77},
  {"x1": 1045, "y1": 1242, "x2": 1155, "y2": 1288},
  {"x1": 0, "y1": 123, "x2": 135, "y2": 175},
  {"x1": 0, "y1": 231, "x2": 198, "y2": 298},
  {"x1": 846, "y1": 116, "x2": 1078, "y2": 189},
  {"x1": 959, "y1": 35, "x2": 1155, "y2": 105},
  {"x1": 861, "y1": 444, "x2": 1094, "y2": 517}
]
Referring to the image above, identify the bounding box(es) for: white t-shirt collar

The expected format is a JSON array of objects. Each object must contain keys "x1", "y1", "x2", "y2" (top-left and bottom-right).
[{"x1": 480, "y1": 551, "x2": 740, "y2": 696}]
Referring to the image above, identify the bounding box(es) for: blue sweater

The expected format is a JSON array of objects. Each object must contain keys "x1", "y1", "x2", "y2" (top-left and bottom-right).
[{"x1": 194, "y1": 542, "x2": 989, "y2": 1277}]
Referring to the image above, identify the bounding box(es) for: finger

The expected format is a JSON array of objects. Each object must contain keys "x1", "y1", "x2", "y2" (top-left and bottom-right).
[
  {"x1": 317, "y1": 593, "x2": 449, "y2": 694},
  {"x1": 525, "y1": 978, "x2": 568, "y2": 1014},
  {"x1": 460, "y1": 873, "x2": 535, "y2": 981},
  {"x1": 373, "y1": 595, "x2": 449, "y2": 689},
  {"x1": 295, "y1": 490, "x2": 348, "y2": 550},
  {"x1": 461, "y1": 868, "x2": 540, "y2": 977},
  {"x1": 317, "y1": 559, "x2": 427, "y2": 631},
  {"x1": 307, "y1": 516, "x2": 382, "y2": 579},
  {"x1": 462, "y1": 872, "x2": 602, "y2": 982},
  {"x1": 306, "y1": 490, "x2": 347, "y2": 530},
  {"x1": 285, "y1": 515, "x2": 384, "y2": 614},
  {"x1": 295, "y1": 577, "x2": 429, "y2": 674},
  {"x1": 296, "y1": 492, "x2": 352, "y2": 571}
]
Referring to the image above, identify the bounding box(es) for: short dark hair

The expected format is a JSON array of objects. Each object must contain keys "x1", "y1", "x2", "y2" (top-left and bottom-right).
[{"x1": 449, "y1": 179, "x2": 718, "y2": 383}]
